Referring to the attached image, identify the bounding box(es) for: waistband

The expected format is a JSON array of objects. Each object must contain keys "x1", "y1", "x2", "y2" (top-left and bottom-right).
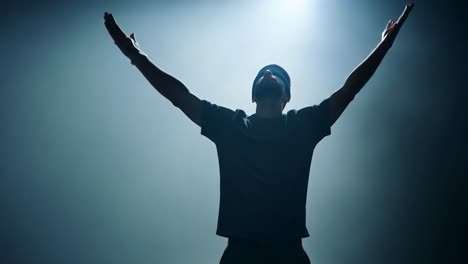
[{"x1": 228, "y1": 236, "x2": 302, "y2": 248}]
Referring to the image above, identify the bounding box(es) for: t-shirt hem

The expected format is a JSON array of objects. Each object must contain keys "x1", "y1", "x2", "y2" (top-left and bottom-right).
[{"x1": 216, "y1": 230, "x2": 310, "y2": 240}]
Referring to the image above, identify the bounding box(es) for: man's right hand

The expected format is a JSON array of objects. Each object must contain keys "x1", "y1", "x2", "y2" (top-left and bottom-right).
[
  {"x1": 381, "y1": 3, "x2": 414, "y2": 44},
  {"x1": 104, "y1": 12, "x2": 145, "y2": 61}
]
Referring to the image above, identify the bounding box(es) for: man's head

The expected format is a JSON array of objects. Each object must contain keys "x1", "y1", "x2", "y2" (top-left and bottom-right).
[{"x1": 252, "y1": 64, "x2": 291, "y2": 111}]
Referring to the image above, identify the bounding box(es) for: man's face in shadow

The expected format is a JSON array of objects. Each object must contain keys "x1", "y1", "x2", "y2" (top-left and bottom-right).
[{"x1": 253, "y1": 70, "x2": 289, "y2": 110}]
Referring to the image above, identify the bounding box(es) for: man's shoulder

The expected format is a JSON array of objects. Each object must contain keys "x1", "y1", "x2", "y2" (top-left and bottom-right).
[{"x1": 201, "y1": 100, "x2": 245, "y2": 115}]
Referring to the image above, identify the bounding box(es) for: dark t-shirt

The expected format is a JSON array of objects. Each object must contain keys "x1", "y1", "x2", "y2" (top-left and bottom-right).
[{"x1": 200, "y1": 98, "x2": 332, "y2": 240}]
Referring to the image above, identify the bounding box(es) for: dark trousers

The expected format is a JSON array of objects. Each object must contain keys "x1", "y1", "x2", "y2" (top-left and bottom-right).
[{"x1": 219, "y1": 237, "x2": 311, "y2": 264}]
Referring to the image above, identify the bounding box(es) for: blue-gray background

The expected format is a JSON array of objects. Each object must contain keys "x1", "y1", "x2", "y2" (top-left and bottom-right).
[{"x1": 1, "y1": 0, "x2": 466, "y2": 263}]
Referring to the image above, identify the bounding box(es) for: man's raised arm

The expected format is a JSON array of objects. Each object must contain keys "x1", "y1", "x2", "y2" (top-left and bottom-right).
[
  {"x1": 327, "y1": 3, "x2": 414, "y2": 127},
  {"x1": 103, "y1": 12, "x2": 202, "y2": 127}
]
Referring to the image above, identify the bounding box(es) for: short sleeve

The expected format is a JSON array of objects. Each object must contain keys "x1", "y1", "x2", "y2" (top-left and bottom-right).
[
  {"x1": 295, "y1": 97, "x2": 332, "y2": 143},
  {"x1": 200, "y1": 99, "x2": 236, "y2": 144}
]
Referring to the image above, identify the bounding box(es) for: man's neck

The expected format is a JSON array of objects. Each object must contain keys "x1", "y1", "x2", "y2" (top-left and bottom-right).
[{"x1": 255, "y1": 101, "x2": 283, "y2": 119}]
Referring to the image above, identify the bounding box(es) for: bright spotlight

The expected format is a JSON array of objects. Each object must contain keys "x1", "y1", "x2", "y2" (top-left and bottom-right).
[{"x1": 276, "y1": 0, "x2": 310, "y2": 18}]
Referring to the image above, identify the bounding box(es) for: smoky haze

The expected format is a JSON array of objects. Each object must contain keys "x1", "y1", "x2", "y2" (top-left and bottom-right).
[{"x1": 1, "y1": 0, "x2": 465, "y2": 263}]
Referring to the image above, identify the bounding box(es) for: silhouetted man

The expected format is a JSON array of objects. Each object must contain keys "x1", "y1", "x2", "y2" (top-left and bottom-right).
[{"x1": 104, "y1": 3, "x2": 413, "y2": 263}]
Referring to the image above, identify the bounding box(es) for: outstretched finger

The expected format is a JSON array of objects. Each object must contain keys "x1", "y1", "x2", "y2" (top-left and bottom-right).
[
  {"x1": 104, "y1": 12, "x2": 127, "y2": 43},
  {"x1": 397, "y1": 3, "x2": 414, "y2": 25},
  {"x1": 130, "y1": 33, "x2": 140, "y2": 48}
]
